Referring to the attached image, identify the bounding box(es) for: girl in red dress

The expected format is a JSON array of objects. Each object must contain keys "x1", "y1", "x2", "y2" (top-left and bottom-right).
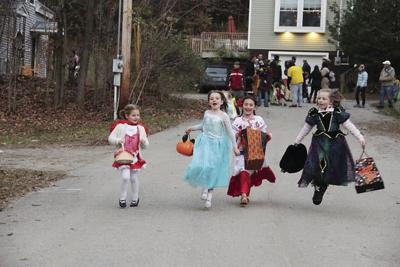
[
  {"x1": 109, "y1": 104, "x2": 149, "y2": 208},
  {"x1": 227, "y1": 96, "x2": 276, "y2": 206}
]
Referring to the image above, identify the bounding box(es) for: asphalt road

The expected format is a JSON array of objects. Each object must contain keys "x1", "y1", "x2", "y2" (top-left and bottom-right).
[{"x1": 0, "y1": 100, "x2": 399, "y2": 267}]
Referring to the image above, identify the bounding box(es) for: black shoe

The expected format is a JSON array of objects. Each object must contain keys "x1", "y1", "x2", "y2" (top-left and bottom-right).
[
  {"x1": 130, "y1": 198, "x2": 140, "y2": 207},
  {"x1": 312, "y1": 185, "x2": 327, "y2": 205},
  {"x1": 289, "y1": 104, "x2": 297, "y2": 108},
  {"x1": 119, "y1": 200, "x2": 127, "y2": 208},
  {"x1": 377, "y1": 105, "x2": 384, "y2": 109}
]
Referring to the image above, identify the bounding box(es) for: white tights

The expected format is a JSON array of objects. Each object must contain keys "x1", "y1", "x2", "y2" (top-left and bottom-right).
[{"x1": 120, "y1": 168, "x2": 140, "y2": 201}]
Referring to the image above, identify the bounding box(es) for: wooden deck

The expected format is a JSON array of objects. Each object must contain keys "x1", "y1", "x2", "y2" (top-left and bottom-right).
[{"x1": 189, "y1": 32, "x2": 248, "y2": 58}]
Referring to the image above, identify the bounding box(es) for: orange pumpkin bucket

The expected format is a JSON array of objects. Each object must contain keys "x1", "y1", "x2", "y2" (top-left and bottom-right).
[{"x1": 176, "y1": 134, "x2": 194, "y2": 156}]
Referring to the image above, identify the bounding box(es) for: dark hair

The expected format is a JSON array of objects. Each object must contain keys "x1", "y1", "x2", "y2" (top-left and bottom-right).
[
  {"x1": 319, "y1": 89, "x2": 343, "y2": 108},
  {"x1": 322, "y1": 61, "x2": 329, "y2": 69},
  {"x1": 119, "y1": 104, "x2": 140, "y2": 119},
  {"x1": 313, "y1": 65, "x2": 320, "y2": 72},
  {"x1": 240, "y1": 95, "x2": 257, "y2": 116},
  {"x1": 207, "y1": 90, "x2": 228, "y2": 112}
]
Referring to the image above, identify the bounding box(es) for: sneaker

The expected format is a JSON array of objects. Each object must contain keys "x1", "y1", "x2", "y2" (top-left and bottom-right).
[
  {"x1": 204, "y1": 192, "x2": 212, "y2": 208},
  {"x1": 312, "y1": 185, "x2": 327, "y2": 205},
  {"x1": 353, "y1": 104, "x2": 361, "y2": 108},
  {"x1": 130, "y1": 198, "x2": 140, "y2": 207},
  {"x1": 119, "y1": 200, "x2": 127, "y2": 208},
  {"x1": 377, "y1": 105, "x2": 384, "y2": 109},
  {"x1": 289, "y1": 104, "x2": 297, "y2": 108},
  {"x1": 200, "y1": 189, "x2": 208, "y2": 200},
  {"x1": 361, "y1": 104, "x2": 365, "y2": 108}
]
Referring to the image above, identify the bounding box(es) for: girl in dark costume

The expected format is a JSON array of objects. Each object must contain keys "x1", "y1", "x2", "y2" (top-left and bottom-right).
[{"x1": 294, "y1": 89, "x2": 366, "y2": 205}]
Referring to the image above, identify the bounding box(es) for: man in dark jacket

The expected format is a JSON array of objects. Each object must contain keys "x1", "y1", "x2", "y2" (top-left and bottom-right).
[
  {"x1": 244, "y1": 57, "x2": 256, "y2": 92},
  {"x1": 270, "y1": 55, "x2": 282, "y2": 84}
]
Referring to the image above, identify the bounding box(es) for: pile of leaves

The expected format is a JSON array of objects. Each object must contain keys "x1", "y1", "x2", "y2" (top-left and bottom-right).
[
  {"x1": 0, "y1": 168, "x2": 66, "y2": 211},
  {"x1": 0, "y1": 77, "x2": 206, "y2": 146}
]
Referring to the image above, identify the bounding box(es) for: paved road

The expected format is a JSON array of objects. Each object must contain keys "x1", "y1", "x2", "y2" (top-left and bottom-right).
[{"x1": 1, "y1": 100, "x2": 399, "y2": 267}]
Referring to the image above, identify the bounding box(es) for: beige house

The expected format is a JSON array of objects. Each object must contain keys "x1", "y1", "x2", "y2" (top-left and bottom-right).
[{"x1": 248, "y1": 0, "x2": 346, "y2": 69}]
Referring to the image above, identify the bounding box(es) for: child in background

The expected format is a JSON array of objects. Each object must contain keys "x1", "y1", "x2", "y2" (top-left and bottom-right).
[
  {"x1": 109, "y1": 104, "x2": 149, "y2": 208},
  {"x1": 227, "y1": 96, "x2": 276, "y2": 206},
  {"x1": 273, "y1": 82, "x2": 287, "y2": 106},
  {"x1": 223, "y1": 90, "x2": 239, "y2": 120},
  {"x1": 294, "y1": 89, "x2": 365, "y2": 205},
  {"x1": 184, "y1": 90, "x2": 240, "y2": 208}
]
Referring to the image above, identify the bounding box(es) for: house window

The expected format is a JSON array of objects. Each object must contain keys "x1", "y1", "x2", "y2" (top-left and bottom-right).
[
  {"x1": 274, "y1": 0, "x2": 327, "y2": 33},
  {"x1": 303, "y1": 0, "x2": 321, "y2": 26},
  {"x1": 279, "y1": 0, "x2": 298, "y2": 27}
]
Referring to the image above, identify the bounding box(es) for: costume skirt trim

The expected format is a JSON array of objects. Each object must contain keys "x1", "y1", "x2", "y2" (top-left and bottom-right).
[
  {"x1": 298, "y1": 135, "x2": 355, "y2": 187},
  {"x1": 227, "y1": 167, "x2": 276, "y2": 197}
]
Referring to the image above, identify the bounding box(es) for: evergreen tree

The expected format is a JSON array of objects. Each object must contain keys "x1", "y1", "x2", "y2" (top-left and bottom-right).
[{"x1": 329, "y1": 0, "x2": 400, "y2": 80}]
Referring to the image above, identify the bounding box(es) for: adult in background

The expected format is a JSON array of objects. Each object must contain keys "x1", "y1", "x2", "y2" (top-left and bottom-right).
[
  {"x1": 244, "y1": 57, "x2": 256, "y2": 92},
  {"x1": 302, "y1": 59, "x2": 311, "y2": 102},
  {"x1": 287, "y1": 60, "x2": 304, "y2": 107},
  {"x1": 378, "y1": 60, "x2": 395, "y2": 108},
  {"x1": 270, "y1": 55, "x2": 282, "y2": 84},
  {"x1": 228, "y1": 61, "x2": 245, "y2": 100},
  {"x1": 309, "y1": 65, "x2": 322, "y2": 103},
  {"x1": 320, "y1": 61, "x2": 330, "y2": 89},
  {"x1": 354, "y1": 64, "x2": 368, "y2": 108}
]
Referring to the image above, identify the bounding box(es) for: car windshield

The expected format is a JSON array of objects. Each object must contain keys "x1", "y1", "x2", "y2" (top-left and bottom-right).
[{"x1": 206, "y1": 67, "x2": 227, "y2": 75}]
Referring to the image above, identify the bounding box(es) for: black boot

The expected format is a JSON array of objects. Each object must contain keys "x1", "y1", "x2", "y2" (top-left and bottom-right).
[
  {"x1": 119, "y1": 200, "x2": 127, "y2": 208},
  {"x1": 130, "y1": 198, "x2": 140, "y2": 207},
  {"x1": 312, "y1": 184, "x2": 327, "y2": 205}
]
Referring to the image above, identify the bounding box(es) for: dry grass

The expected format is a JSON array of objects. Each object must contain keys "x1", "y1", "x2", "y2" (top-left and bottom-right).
[{"x1": 0, "y1": 168, "x2": 66, "y2": 211}]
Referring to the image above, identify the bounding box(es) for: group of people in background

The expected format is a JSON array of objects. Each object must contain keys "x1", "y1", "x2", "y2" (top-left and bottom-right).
[
  {"x1": 228, "y1": 54, "x2": 337, "y2": 109},
  {"x1": 228, "y1": 54, "x2": 398, "y2": 110},
  {"x1": 352, "y1": 60, "x2": 398, "y2": 109}
]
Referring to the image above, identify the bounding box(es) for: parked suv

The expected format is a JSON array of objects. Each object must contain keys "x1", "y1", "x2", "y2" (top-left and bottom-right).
[{"x1": 199, "y1": 65, "x2": 229, "y2": 93}]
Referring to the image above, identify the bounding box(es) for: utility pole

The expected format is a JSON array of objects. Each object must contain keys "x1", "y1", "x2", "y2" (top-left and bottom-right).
[{"x1": 119, "y1": 0, "x2": 132, "y2": 112}]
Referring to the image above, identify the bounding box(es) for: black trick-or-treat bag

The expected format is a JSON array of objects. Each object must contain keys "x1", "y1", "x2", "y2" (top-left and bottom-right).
[{"x1": 354, "y1": 150, "x2": 384, "y2": 194}]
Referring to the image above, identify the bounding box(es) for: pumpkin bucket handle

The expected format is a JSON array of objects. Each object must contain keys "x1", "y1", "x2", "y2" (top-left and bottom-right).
[{"x1": 182, "y1": 133, "x2": 190, "y2": 142}]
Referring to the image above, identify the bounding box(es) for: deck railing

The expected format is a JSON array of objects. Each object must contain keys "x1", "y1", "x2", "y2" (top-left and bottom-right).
[{"x1": 189, "y1": 32, "x2": 248, "y2": 55}]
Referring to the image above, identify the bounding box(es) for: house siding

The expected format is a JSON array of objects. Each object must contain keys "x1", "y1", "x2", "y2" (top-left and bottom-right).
[
  {"x1": 249, "y1": 0, "x2": 338, "y2": 52},
  {"x1": 0, "y1": 0, "x2": 53, "y2": 77}
]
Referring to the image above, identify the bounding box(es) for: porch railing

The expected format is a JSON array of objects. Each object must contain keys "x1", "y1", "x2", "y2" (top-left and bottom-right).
[{"x1": 189, "y1": 32, "x2": 248, "y2": 55}]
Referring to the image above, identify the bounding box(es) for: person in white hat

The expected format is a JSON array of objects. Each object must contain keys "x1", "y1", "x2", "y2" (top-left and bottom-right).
[{"x1": 378, "y1": 60, "x2": 395, "y2": 108}]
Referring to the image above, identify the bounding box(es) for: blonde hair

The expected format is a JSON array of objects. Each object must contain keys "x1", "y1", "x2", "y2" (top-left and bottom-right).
[
  {"x1": 119, "y1": 104, "x2": 140, "y2": 119},
  {"x1": 318, "y1": 89, "x2": 343, "y2": 108}
]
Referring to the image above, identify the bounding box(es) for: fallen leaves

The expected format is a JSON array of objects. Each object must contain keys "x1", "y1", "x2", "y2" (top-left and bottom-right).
[{"x1": 0, "y1": 168, "x2": 66, "y2": 211}]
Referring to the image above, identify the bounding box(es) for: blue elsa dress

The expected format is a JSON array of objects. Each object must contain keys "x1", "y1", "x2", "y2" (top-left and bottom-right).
[{"x1": 184, "y1": 110, "x2": 236, "y2": 189}]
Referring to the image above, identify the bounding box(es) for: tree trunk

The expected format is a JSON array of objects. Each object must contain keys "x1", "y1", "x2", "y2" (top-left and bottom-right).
[
  {"x1": 76, "y1": 0, "x2": 95, "y2": 107},
  {"x1": 119, "y1": 0, "x2": 133, "y2": 111},
  {"x1": 54, "y1": 1, "x2": 66, "y2": 108}
]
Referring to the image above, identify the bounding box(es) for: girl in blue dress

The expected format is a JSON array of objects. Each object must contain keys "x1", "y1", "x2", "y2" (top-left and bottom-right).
[{"x1": 184, "y1": 90, "x2": 240, "y2": 208}]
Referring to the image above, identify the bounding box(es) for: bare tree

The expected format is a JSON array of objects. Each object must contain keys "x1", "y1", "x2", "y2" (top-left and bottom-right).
[
  {"x1": 76, "y1": 0, "x2": 95, "y2": 107},
  {"x1": 53, "y1": 0, "x2": 67, "y2": 108}
]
